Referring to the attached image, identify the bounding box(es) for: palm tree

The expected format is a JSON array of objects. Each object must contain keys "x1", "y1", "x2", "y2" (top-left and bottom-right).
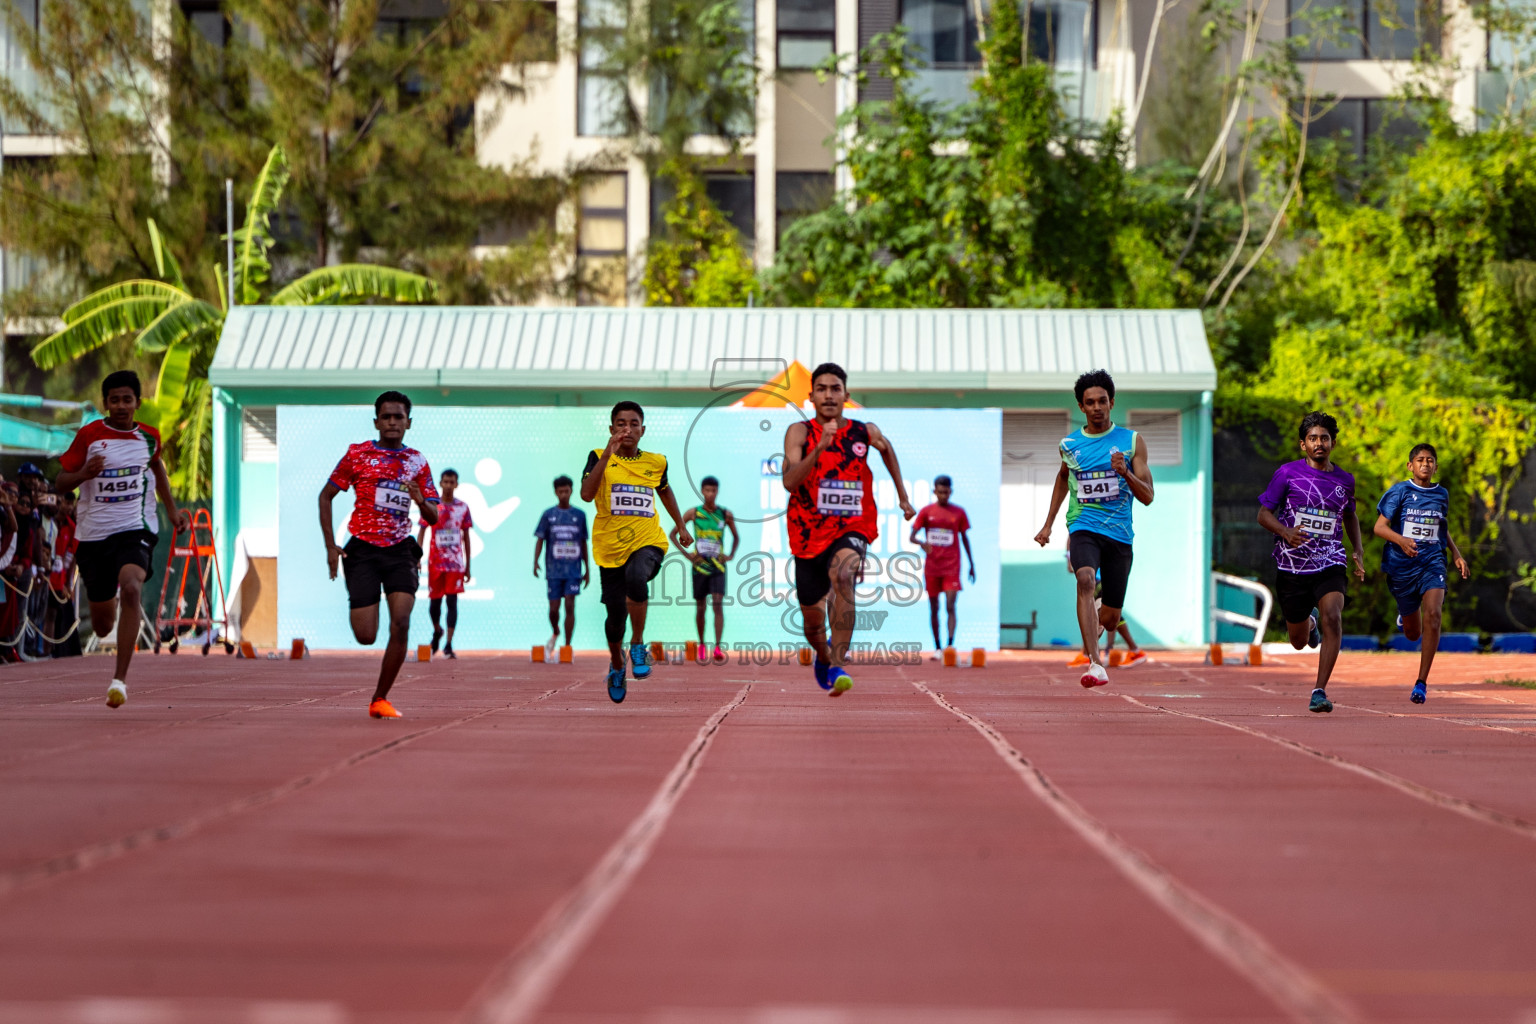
[{"x1": 30, "y1": 144, "x2": 437, "y2": 499}]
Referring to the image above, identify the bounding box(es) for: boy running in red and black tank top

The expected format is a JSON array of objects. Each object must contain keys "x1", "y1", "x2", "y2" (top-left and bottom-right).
[{"x1": 783, "y1": 362, "x2": 915, "y2": 696}]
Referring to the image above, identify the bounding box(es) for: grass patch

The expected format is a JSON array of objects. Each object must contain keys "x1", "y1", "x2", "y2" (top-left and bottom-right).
[{"x1": 1488, "y1": 677, "x2": 1536, "y2": 689}]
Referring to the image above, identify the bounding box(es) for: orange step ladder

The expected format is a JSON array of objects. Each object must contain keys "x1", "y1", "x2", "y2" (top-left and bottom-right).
[{"x1": 153, "y1": 509, "x2": 234, "y2": 655}]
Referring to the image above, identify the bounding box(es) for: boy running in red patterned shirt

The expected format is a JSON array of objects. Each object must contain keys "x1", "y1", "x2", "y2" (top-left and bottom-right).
[
  {"x1": 319, "y1": 391, "x2": 440, "y2": 718},
  {"x1": 910, "y1": 475, "x2": 974, "y2": 651},
  {"x1": 418, "y1": 468, "x2": 472, "y2": 659}
]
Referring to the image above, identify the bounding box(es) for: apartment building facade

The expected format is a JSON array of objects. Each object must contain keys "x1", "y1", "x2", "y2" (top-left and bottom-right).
[{"x1": 0, "y1": 0, "x2": 1529, "y2": 317}]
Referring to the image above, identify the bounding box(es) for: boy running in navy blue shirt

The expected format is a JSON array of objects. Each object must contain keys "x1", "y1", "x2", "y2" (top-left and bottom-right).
[
  {"x1": 1373, "y1": 443, "x2": 1469, "y2": 704},
  {"x1": 534, "y1": 475, "x2": 589, "y2": 659}
]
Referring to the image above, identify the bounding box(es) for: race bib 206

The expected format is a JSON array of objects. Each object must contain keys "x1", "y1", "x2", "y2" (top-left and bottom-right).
[
  {"x1": 1075, "y1": 470, "x2": 1119, "y2": 503},
  {"x1": 610, "y1": 484, "x2": 655, "y2": 517},
  {"x1": 1294, "y1": 506, "x2": 1339, "y2": 538},
  {"x1": 816, "y1": 479, "x2": 864, "y2": 517}
]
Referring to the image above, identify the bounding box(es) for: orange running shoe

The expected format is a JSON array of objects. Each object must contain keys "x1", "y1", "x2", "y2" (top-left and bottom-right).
[
  {"x1": 1122, "y1": 650, "x2": 1148, "y2": 667},
  {"x1": 1067, "y1": 652, "x2": 1091, "y2": 667},
  {"x1": 369, "y1": 699, "x2": 402, "y2": 719}
]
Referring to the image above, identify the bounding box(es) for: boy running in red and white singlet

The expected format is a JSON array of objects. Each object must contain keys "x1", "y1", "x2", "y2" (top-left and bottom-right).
[
  {"x1": 783, "y1": 362, "x2": 915, "y2": 696},
  {"x1": 55, "y1": 370, "x2": 191, "y2": 706},
  {"x1": 418, "y1": 468, "x2": 472, "y2": 659},
  {"x1": 910, "y1": 474, "x2": 974, "y2": 652},
  {"x1": 319, "y1": 391, "x2": 440, "y2": 718}
]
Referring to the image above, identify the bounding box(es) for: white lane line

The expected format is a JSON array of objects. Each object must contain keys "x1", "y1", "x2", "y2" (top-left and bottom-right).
[
  {"x1": 912, "y1": 680, "x2": 1359, "y2": 1024},
  {"x1": 0, "y1": 683, "x2": 581, "y2": 900},
  {"x1": 459, "y1": 683, "x2": 753, "y2": 1024},
  {"x1": 1112, "y1": 691, "x2": 1536, "y2": 843},
  {"x1": 0, "y1": 998, "x2": 346, "y2": 1023}
]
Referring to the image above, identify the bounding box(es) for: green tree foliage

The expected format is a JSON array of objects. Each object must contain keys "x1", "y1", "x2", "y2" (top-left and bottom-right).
[
  {"x1": 760, "y1": 18, "x2": 1243, "y2": 310},
  {"x1": 29, "y1": 146, "x2": 436, "y2": 500},
  {"x1": 643, "y1": 163, "x2": 757, "y2": 306}
]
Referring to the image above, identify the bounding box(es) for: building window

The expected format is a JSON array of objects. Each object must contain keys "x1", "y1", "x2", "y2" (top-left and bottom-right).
[
  {"x1": 579, "y1": 0, "x2": 628, "y2": 137},
  {"x1": 1287, "y1": 0, "x2": 1439, "y2": 61},
  {"x1": 578, "y1": 173, "x2": 628, "y2": 305},
  {"x1": 1304, "y1": 97, "x2": 1426, "y2": 159},
  {"x1": 1028, "y1": 0, "x2": 1094, "y2": 68},
  {"x1": 899, "y1": 0, "x2": 1095, "y2": 106},
  {"x1": 776, "y1": 171, "x2": 834, "y2": 242},
  {"x1": 1126, "y1": 410, "x2": 1183, "y2": 467},
  {"x1": 518, "y1": 0, "x2": 559, "y2": 64},
  {"x1": 779, "y1": 0, "x2": 836, "y2": 69},
  {"x1": 241, "y1": 408, "x2": 278, "y2": 464},
  {"x1": 1001, "y1": 410, "x2": 1070, "y2": 484},
  {"x1": 651, "y1": 173, "x2": 757, "y2": 247}
]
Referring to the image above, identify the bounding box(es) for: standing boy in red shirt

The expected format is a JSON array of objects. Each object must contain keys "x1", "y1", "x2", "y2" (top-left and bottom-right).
[{"x1": 910, "y1": 475, "x2": 974, "y2": 652}]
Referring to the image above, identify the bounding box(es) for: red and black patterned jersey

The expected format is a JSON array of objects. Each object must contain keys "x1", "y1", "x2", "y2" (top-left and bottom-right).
[
  {"x1": 329, "y1": 441, "x2": 440, "y2": 548},
  {"x1": 424, "y1": 498, "x2": 473, "y2": 572},
  {"x1": 58, "y1": 419, "x2": 162, "y2": 541},
  {"x1": 786, "y1": 418, "x2": 879, "y2": 558}
]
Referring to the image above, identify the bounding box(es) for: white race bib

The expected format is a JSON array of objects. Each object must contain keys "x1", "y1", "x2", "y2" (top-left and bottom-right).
[
  {"x1": 926, "y1": 528, "x2": 955, "y2": 547},
  {"x1": 696, "y1": 537, "x2": 722, "y2": 557},
  {"x1": 1403, "y1": 516, "x2": 1440, "y2": 543},
  {"x1": 435, "y1": 527, "x2": 461, "y2": 550},
  {"x1": 816, "y1": 479, "x2": 864, "y2": 517},
  {"x1": 1294, "y1": 507, "x2": 1339, "y2": 538},
  {"x1": 1075, "y1": 470, "x2": 1119, "y2": 503},
  {"x1": 552, "y1": 540, "x2": 581, "y2": 560},
  {"x1": 93, "y1": 466, "x2": 144, "y2": 503},
  {"x1": 610, "y1": 484, "x2": 654, "y2": 517},
  {"x1": 374, "y1": 480, "x2": 412, "y2": 515}
]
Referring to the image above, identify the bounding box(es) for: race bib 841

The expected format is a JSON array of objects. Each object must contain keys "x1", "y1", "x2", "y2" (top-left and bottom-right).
[{"x1": 1075, "y1": 470, "x2": 1119, "y2": 503}]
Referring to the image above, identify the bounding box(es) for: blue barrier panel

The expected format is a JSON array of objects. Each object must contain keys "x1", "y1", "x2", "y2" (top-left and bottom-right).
[
  {"x1": 1340, "y1": 635, "x2": 1380, "y2": 651},
  {"x1": 1439, "y1": 633, "x2": 1481, "y2": 653},
  {"x1": 1491, "y1": 633, "x2": 1536, "y2": 654}
]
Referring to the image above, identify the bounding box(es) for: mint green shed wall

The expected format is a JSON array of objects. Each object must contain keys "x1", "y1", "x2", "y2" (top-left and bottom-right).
[{"x1": 210, "y1": 306, "x2": 1217, "y2": 648}]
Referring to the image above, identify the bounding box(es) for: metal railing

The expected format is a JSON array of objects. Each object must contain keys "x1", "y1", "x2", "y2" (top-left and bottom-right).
[{"x1": 1211, "y1": 572, "x2": 1273, "y2": 647}]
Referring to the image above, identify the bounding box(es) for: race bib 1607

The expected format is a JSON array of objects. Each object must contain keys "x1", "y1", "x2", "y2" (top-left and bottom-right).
[
  {"x1": 1075, "y1": 470, "x2": 1119, "y2": 503},
  {"x1": 610, "y1": 484, "x2": 655, "y2": 517},
  {"x1": 816, "y1": 479, "x2": 864, "y2": 517}
]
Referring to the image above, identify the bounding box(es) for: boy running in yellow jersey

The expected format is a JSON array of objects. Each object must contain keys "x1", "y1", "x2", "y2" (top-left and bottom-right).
[{"x1": 580, "y1": 401, "x2": 692, "y2": 703}]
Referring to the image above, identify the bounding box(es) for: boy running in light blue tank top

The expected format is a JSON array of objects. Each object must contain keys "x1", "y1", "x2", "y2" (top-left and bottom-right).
[
  {"x1": 1035, "y1": 370, "x2": 1155, "y2": 689},
  {"x1": 1372, "y1": 443, "x2": 1469, "y2": 705}
]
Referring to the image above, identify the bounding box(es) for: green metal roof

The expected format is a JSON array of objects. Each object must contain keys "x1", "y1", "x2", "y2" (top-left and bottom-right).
[{"x1": 210, "y1": 306, "x2": 1216, "y2": 393}]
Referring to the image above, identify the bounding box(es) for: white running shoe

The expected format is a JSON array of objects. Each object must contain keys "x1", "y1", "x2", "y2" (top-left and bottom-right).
[
  {"x1": 545, "y1": 634, "x2": 558, "y2": 662},
  {"x1": 1079, "y1": 662, "x2": 1109, "y2": 689},
  {"x1": 106, "y1": 680, "x2": 127, "y2": 708}
]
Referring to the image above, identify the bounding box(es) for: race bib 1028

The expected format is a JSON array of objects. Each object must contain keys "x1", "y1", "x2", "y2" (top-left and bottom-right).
[
  {"x1": 1403, "y1": 515, "x2": 1440, "y2": 543},
  {"x1": 610, "y1": 484, "x2": 655, "y2": 517},
  {"x1": 1294, "y1": 506, "x2": 1339, "y2": 538},
  {"x1": 1075, "y1": 470, "x2": 1119, "y2": 503},
  {"x1": 816, "y1": 479, "x2": 864, "y2": 517},
  {"x1": 926, "y1": 528, "x2": 955, "y2": 547},
  {"x1": 552, "y1": 540, "x2": 581, "y2": 560},
  {"x1": 373, "y1": 480, "x2": 412, "y2": 516}
]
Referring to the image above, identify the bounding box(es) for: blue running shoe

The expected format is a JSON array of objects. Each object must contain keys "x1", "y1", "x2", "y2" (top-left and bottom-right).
[
  {"x1": 1309, "y1": 688, "x2": 1333, "y2": 713},
  {"x1": 630, "y1": 642, "x2": 652, "y2": 679},
  {"x1": 828, "y1": 666, "x2": 853, "y2": 697},
  {"x1": 1307, "y1": 613, "x2": 1321, "y2": 650},
  {"x1": 813, "y1": 656, "x2": 831, "y2": 690},
  {"x1": 607, "y1": 666, "x2": 627, "y2": 703},
  {"x1": 1411, "y1": 680, "x2": 1427, "y2": 704}
]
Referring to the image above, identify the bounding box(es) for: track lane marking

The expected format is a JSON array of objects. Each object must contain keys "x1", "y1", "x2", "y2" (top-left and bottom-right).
[
  {"x1": 459, "y1": 683, "x2": 753, "y2": 1024},
  {"x1": 911, "y1": 679, "x2": 1360, "y2": 1024},
  {"x1": 0, "y1": 682, "x2": 581, "y2": 900},
  {"x1": 1109, "y1": 692, "x2": 1536, "y2": 842}
]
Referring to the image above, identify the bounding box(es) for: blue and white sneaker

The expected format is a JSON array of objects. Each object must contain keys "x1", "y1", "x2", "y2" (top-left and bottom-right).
[
  {"x1": 828, "y1": 666, "x2": 853, "y2": 697},
  {"x1": 1411, "y1": 680, "x2": 1427, "y2": 704},
  {"x1": 630, "y1": 642, "x2": 651, "y2": 679},
  {"x1": 1307, "y1": 613, "x2": 1321, "y2": 650},
  {"x1": 1309, "y1": 688, "x2": 1333, "y2": 713},
  {"x1": 607, "y1": 666, "x2": 627, "y2": 703},
  {"x1": 813, "y1": 656, "x2": 831, "y2": 690}
]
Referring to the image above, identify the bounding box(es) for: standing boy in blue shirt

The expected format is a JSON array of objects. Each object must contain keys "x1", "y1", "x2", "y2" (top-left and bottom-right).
[{"x1": 534, "y1": 475, "x2": 590, "y2": 659}]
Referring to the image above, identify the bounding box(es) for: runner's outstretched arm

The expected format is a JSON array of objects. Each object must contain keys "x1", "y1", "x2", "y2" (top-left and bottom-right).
[
  {"x1": 1447, "y1": 533, "x2": 1470, "y2": 580},
  {"x1": 151, "y1": 455, "x2": 191, "y2": 532},
  {"x1": 1034, "y1": 463, "x2": 1070, "y2": 546},
  {"x1": 581, "y1": 434, "x2": 621, "y2": 503},
  {"x1": 961, "y1": 530, "x2": 975, "y2": 582},
  {"x1": 1258, "y1": 506, "x2": 1307, "y2": 547},
  {"x1": 724, "y1": 510, "x2": 739, "y2": 560},
  {"x1": 867, "y1": 423, "x2": 916, "y2": 519},
  {"x1": 1373, "y1": 513, "x2": 1417, "y2": 558},
  {"x1": 1111, "y1": 434, "x2": 1154, "y2": 506},
  {"x1": 670, "y1": 507, "x2": 699, "y2": 562},
  {"x1": 319, "y1": 482, "x2": 342, "y2": 580},
  {"x1": 660, "y1": 486, "x2": 692, "y2": 547},
  {"x1": 782, "y1": 421, "x2": 830, "y2": 492},
  {"x1": 1343, "y1": 506, "x2": 1366, "y2": 581}
]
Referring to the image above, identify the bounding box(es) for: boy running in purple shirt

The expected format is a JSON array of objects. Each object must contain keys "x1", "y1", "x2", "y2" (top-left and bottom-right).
[{"x1": 1257, "y1": 411, "x2": 1366, "y2": 713}]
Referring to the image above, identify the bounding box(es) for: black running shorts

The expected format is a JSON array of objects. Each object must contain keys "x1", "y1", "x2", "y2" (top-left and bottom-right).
[
  {"x1": 1275, "y1": 565, "x2": 1348, "y2": 625},
  {"x1": 342, "y1": 537, "x2": 422, "y2": 610},
  {"x1": 795, "y1": 533, "x2": 869, "y2": 608},
  {"x1": 692, "y1": 570, "x2": 726, "y2": 601},
  {"x1": 1067, "y1": 530, "x2": 1134, "y2": 609},
  {"x1": 75, "y1": 528, "x2": 155, "y2": 604},
  {"x1": 599, "y1": 546, "x2": 665, "y2": 607}
]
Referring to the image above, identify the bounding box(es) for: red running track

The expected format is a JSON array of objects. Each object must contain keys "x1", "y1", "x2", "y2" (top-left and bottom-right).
[{"x1": 2, "y1": 648, "x2": 1536, "y2": 1023}]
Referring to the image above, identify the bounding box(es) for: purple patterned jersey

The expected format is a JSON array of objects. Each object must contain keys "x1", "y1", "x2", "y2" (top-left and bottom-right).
[{"x1": 1257, "y1": 459, "x2": 1356, "y2": 574}]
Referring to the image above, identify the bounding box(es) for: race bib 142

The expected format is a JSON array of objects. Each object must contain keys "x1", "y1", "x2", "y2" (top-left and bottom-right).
[{"x1": 373, "y1": 480, "x2": 412, "y2": 516}]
